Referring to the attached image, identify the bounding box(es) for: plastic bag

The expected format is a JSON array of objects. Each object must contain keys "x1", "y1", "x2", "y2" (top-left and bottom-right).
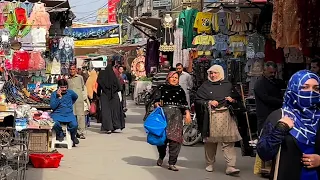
[{"x1": 144, "y1": 107, "x2": 167, "y2": 146}]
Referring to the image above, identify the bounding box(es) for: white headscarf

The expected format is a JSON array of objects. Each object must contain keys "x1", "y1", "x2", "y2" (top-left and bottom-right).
[{"x1": 207, "y1": 65, "x2": 225, "y2": 82}]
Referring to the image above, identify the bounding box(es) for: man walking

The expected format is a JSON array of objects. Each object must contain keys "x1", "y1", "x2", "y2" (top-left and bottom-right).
[
  {"x1": 68, "y1": 65, "x2": 86, "y2": 139},
  {"x1": 254, "y1": 61, "x2": 285, "y2": 133},
  {"x1": 176, "y1": 63, "x2": 193, "y2": 107},
  {"x1": 310, "y1": 58, "x2": 320, "y2": 76}
]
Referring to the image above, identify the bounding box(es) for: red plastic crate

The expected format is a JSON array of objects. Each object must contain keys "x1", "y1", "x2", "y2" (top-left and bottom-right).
[{"x1": 29, "y1": 153, "x2": 63, "y2": 168}]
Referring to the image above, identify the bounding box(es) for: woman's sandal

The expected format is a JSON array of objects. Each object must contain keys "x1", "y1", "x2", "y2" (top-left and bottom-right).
[{"x1": 157, "y1": 159, "x2": 163, "y2": 166}]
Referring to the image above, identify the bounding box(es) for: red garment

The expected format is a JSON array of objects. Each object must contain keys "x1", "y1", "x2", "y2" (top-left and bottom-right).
[
  {"x1": 264, "y1": 39, "x2": 284, "y2": 63},
  {"x1": 12, "y1": 50, "x2": 30, "y2": 71},
  {"x1": 15, "y1": 8, "x2": 27, "y2": 30}
]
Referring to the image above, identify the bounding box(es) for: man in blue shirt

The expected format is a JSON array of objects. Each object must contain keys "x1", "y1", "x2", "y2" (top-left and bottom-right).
[{"x1": 50, "y1": 79, "x2": 79, "y2": 146}]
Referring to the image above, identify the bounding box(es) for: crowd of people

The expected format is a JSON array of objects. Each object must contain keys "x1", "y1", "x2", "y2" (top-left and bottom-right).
[
  {"x1": 49, "y1": 61, "x2": 129, "y2": 146},
  {"x1": 47, "y1": 56, "x2": 320, "y2": 179},
  {"x1": 149, "y1": 58, "x2": 320, "y2": 180}
]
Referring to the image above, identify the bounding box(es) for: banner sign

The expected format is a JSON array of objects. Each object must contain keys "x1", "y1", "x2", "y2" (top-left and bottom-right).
[
  {"x1": 64, "y1": 25, "x2": 121, "y2": 47},
  {"x1": 108, "y1": 0, "x2": 120, "y2": 23}
]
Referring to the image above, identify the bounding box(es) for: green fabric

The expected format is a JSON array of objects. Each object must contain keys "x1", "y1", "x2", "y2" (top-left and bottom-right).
[
  {"x1": 178, "y1": 9, "x2": 199, "y2": 49},
  {"x1": 5, "y1": 4, "x2": 31, "y2": 38}
]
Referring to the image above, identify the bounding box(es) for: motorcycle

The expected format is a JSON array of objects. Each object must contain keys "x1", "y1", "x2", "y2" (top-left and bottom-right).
[{"x1": 182, "y1": 88, "x2": 202, "y2": 146}]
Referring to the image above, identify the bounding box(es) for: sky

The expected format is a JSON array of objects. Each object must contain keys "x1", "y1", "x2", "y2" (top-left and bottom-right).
[{"x1": 69, "y1": 0, "x2": 108, "y2": 23}]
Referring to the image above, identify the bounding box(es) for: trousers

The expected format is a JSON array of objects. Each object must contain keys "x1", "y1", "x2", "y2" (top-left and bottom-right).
[
  {"x1": 53, "y1": 120, "x2": 78, "y2": 139},
  {"x1": 76, "y1": 115, "x2": 86, "y2": 134},
  {"x1": 205, "y1": 142, "x2": 236, "y2": 167},
  {"x1": 157, "y1": 139, "x2": 182, "y2": 165}
]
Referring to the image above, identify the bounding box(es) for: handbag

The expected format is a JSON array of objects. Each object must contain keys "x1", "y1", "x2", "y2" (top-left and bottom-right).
[{"x1": 89, "y1": 101, "x2": 97, "y2": 115}]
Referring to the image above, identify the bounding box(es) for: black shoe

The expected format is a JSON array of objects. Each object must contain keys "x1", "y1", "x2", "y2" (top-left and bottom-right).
[
  {"x1": 157, "y1": 159, "x2": 163, "y2": 166},
  {"x1": 106, "y1": 131, "x2": 112, "y2": 134},
  {"x1": 76, "y1": 133, "x2": 80, "y2": 138},
  {"x1": 73, "y1": 137, "x2": 79, "y2": 144}
]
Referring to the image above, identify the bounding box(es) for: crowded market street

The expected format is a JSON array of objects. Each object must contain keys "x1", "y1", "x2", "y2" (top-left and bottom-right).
[{"x1": 26, "y1": 100, "x2": 263, "y2": 180}]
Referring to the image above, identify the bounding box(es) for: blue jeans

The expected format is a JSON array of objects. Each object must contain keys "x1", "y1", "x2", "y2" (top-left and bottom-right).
[{"x1": 53, "y1": 120, "x2": 78, "y2": 140}]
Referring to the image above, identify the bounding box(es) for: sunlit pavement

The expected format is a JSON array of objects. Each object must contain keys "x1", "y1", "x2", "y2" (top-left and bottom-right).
[{"x1": 26, "y1": 100, "x2": 264, "y2": 180}]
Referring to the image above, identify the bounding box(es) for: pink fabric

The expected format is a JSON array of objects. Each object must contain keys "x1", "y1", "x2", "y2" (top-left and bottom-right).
[
  {"x1": 28, "y1": 51, "x2": 45, "y2": 70},
  {"x1": 29, "y1": 3, "x2": 51, "y2": 31}
]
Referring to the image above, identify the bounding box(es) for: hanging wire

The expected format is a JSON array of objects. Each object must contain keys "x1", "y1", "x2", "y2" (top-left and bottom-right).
[
  {"x1": 73, "y1": 3, "x2": 107, "y2": 21},
  {"x1": 70, "y1": 0, "x2": 106, "y2": 8}
]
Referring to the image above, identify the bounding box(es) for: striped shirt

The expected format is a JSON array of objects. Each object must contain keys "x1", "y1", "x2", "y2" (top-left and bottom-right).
[{"x1": 152, "y1": 70, "x2": 170, "y2": 87}]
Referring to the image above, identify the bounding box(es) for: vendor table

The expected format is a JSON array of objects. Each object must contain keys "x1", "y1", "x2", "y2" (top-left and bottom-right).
[{"x1": 133, "y1": 81, "x2": 152, "y2": 104}]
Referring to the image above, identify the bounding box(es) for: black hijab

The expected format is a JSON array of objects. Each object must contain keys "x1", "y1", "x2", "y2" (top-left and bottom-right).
[{"x1": 97, "y1": 65, "x2": 121, "y2": 100}]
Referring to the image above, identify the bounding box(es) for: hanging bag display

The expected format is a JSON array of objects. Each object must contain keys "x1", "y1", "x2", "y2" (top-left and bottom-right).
[{"x1": 144, "y1": 107, "x2": 167, "y2": 146}]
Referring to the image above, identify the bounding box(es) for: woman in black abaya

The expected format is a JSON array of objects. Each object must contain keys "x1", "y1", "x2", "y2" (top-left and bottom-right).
[{"x1": 97, "y1": 65, "x2": 125, "y2": 134}]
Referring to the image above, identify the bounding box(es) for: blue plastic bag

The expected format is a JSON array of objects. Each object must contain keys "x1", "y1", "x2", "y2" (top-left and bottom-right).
[{"x1": 144, "y1": 107, "x2": 167, "y2": 146}]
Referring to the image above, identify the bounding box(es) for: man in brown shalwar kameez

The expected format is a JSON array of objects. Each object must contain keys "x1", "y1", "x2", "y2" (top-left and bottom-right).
[{"x1": 68, "y1": 65, "x2": 86, "y2": 139}]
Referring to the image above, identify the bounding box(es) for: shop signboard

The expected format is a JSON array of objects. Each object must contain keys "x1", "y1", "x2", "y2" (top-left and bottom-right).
[
  {"x1": 108, "y1": 0, "x2": 120, "y2": 23},
  {"x1": 64, "y1": 24, "x2": 121, "y2": 47},
  {"x1": 153, "y1": 0, "x2": 171, "y2": 10}
]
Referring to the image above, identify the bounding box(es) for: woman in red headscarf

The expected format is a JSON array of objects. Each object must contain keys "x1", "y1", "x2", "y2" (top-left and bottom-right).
[{"x1": 151, "y1": 71, "x2": 191, "y2": 171}]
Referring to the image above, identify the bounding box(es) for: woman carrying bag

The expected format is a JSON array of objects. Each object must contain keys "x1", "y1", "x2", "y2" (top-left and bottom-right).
[{"x1": 147, "y1": 71, "x2": 191, "y2": 171}]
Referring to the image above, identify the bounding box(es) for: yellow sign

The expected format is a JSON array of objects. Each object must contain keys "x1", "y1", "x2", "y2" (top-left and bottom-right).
[{"x1": 75, "y1": 37, "x2": 120, "y2": 47}]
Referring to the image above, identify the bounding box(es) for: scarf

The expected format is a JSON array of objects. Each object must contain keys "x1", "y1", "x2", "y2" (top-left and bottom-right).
[{"x1": 283, "y1": 70, "x2": 320, "y2": 180}]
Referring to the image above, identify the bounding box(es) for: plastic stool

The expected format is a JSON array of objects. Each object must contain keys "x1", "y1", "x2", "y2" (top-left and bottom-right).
[{"x1": 51, "y1": 124, "x2": 72, "y2": 149}]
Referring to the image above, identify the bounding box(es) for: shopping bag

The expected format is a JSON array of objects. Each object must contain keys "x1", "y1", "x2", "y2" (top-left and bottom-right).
[{"x1": 144, "y1": 107, "x2": 167, "y2": 146}]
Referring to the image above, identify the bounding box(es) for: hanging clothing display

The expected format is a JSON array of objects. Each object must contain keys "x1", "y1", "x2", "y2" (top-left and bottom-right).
[
  {"x1": 31, "y1": 27, "x2": 47, "y2": 51},
  {"x1": 193, "y1": 12, "x2": 213, "y2": 34},
  {"x1": 297, "y1": 0, "x2": 320, "y2": 49},
  {"x1": 28, "y1": 51, "x2": 45, "y2": 71},
  {"x1": 29, "y1": 2, "x2": 51, "y2": 31},
  {"x1": 4, "y1": 2, "x2": 30, "y2": 38},
  {"x1": 178, "y1": 8, "x2": 199, "y2": 49},
  {"x1": 246, "y1": 32, "x2": 265, "y2": 59},
  {"x1": 213, "y1": 33, "x2": 229, "y2": 58},
  {"x1": 12, "y1": 49, "x2": 30, "y2": 71},
  {"x1": 59, "y1": 36, "x2": 74, "y2": 63},
  {"x1": 192, "y1": 34, "x2": 215, "y2": 56},
  {"x1": 173, "y1": 28, "x2": 189, "y2": 68},
  {"x1": 257, "y1": 3, "x2": 273, "y2": 35},
  {"x1": 271, "y1": 0, "x2": 299, "y2": 48},
  {"x1": 0, "y1": 29, "x2": 10, "y2": 55},
  {"x1": 145, "y1": 39, "x2": 160, "y2": 74},
  {"x1": 229, "y1": 35, "x2": 247, "y2": 57},
  {"x1": 230, "y1": 10, "x2": 249, "y2": 33},
  {"x1": 19, "y1": 1, "x2": 34, "y2": 17},
  {"x1": 160, "y1": 14, "x2": 175, "y2": 52},
  {"x1": 212, "y1": 10, "x2": 231, "y2": 34},
  {"x1": 0, "y1": 1, "x2": 8, "y2": 28},
  {"x1": 283, "y1": 48, "x2": 304, "y2": 64}
]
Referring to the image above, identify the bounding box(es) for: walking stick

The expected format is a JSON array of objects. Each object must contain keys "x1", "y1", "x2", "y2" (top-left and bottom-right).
[{"x1": 239, "y1": 83, "x2": 253, "y2": 141}]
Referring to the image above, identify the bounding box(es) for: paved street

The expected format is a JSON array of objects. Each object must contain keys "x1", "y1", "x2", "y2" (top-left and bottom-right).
[{"x1": 27, "y1": 100, "x2": 264, "y2": 180}]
